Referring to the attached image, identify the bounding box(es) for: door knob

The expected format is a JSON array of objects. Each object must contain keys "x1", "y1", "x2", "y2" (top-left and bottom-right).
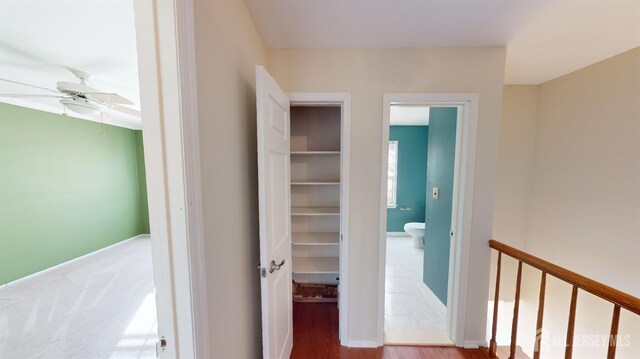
[{"x1": 269, "y1": 259, "x2": 286, "y2": 273}]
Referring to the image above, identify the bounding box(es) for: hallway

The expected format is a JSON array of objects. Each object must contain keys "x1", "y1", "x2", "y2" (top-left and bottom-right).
[{"x1": 291, "y1": 302, "x2": 487, "y2": 359}]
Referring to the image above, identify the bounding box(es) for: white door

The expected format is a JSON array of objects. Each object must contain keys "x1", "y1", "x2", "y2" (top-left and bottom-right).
[{"x1": 256, "y1": 65, "x2": 293, "y2": 359}]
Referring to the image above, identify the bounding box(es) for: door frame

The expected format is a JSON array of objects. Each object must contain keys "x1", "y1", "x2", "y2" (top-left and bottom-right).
[
  {"x1": 133, "y1": 0, "x2": 209, "y2": 357},
  {"x1": 288, "y1": 92, "x2": 351, "y2": 345},
  {"x1": 377, "y1": 93, "x2": 480, "y2": 347}
]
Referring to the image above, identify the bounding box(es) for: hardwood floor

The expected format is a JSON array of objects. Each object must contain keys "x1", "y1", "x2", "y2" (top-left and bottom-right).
[{"x1": 291, "y1": 302, "x2": 488, "y2": 359}]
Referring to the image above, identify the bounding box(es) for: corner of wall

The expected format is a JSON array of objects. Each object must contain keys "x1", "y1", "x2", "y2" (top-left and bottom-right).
[
  {"x1": 521, "y1": 85, "x2": 540, "y2": 252},
  {"x1": 242, "y1": 0, "x2": 269, "y2": 68},
  {"x1": 494, "y1": 85, "x2": 540, "y2": 250},
  {"x1": 134, "y1": 130, "x2": 150, "y2": 234}
]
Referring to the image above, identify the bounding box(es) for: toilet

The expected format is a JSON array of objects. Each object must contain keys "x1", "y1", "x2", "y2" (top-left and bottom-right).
[{"x1": 403, "y1": 222, "x2": 425, "y2": 248}]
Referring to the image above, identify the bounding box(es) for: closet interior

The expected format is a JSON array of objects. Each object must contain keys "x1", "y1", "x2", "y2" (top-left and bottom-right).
[{"x1": 290, "y1": 105, "x2": 342, "y2": 301}]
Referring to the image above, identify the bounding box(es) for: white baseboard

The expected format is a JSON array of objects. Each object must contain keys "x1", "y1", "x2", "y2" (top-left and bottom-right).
[
  {"x1": 1, "y1": 234, "x2": 149, "y2": 287},
  {"x1": 417, "y1": 282, "x2": 447, "y2": 314},
  {"x1": 384, "y1": 332, "x2": 454, "y2": 346},
  {"x1": 386, "y1": 232, "x2": 409, "y2": 237},
  {"x1": 463, "y1": 340, "x2": 487, "y2": 348},
  {"x1": 347, "y1": 340, "x2": 379, "y2": 348}
]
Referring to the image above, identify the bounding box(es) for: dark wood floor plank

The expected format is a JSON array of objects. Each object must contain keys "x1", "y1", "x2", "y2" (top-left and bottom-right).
[{"x1": 291, "y1": 302, "x2": 489, "y2": 359}]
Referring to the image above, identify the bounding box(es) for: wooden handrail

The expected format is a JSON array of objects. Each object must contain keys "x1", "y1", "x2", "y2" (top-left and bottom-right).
[{"x1": 489, "y1": 240, "x2": 640, "y2": 315}]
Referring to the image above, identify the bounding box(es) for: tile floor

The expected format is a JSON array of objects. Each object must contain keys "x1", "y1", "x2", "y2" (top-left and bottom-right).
[
  {"x1": 0, "y1": 236, "x2": 157, "y2": 359},
  {"x1": 384, "y1": 235, "x2": 451, "y2": 345}
]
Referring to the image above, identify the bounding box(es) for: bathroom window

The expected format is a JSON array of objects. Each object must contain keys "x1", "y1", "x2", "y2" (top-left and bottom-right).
[{"x1": 387, "y1": 141, "x2": 398, "y2": 208}]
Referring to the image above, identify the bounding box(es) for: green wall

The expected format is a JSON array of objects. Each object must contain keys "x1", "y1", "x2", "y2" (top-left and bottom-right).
[
  {"x1": 135, "y1": 131, "x2": 150, "y2": 234},
  {"x1": 423, "y1": 107, "x2": 457, "y2": 305},
  {"x1": 387, "y1": 126, "x2": 429, "y2": 232},
  {"x1": 0, "y1": 103, "x2": 149, "y2": 285}
]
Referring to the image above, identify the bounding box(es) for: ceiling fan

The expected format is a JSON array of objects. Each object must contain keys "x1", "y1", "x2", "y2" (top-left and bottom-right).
[{"x1": 0, "y1": 68, "x2": 140, "y2": 119}]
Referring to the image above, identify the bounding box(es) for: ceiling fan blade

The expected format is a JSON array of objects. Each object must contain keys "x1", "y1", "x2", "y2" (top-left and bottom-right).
[
  {"x1": 0, "y1": 41, "x2": 55, "y2": 67},
  {"x1": 87, "y1": 92, "x2": 134, "y2": 105},
  {"x1": 0, "y1": 94, "x2": 68, "y2": 99},
  {"x1": 0, "y1": 78, "x2": 60, "y2": 94},
  {"x1": 110, "y1": 104, "x2": 141, "y2": 118},
  {"x1": 1, "y1": 42, "x2": 88, "y2": 78}
]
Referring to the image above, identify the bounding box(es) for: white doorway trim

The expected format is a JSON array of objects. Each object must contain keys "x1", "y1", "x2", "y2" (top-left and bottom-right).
[
  {"x1": 288, "y1": 92, "x2": 351, "y2": 346},
  {"x1": 133, "y1": 0, "x2": 209, "y2": 357},
  {"x1": 377, "y1": 93, "x2": 480, "y2": 347}
]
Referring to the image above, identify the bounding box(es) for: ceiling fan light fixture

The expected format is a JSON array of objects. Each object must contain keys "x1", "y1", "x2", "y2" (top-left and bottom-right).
[{"x1": 60, "y1": 98, "x2": 103, "y2": 116}]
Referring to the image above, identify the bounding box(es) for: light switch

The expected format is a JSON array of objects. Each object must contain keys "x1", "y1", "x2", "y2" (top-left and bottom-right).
[{"x1": 432, "y1": 187, "x2": 439, "y2": 200}]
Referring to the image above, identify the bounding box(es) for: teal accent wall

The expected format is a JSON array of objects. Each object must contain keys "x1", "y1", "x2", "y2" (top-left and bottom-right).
[
  {"x1": 0, "y1": 103, "x2": 150, "y2": 285},
  {"x1": 423, "y1": 107, "x2": 457, "y2": 305},
  {"x1": 387, "y1": 126, "x2": 428, "y2": 232}
]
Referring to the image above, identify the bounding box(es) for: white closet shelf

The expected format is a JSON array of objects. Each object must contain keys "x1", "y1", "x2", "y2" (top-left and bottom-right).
[
  {"x1": 291, "y1": 180, "x2": 340, "y2": 185},
  {"x1": 292, "y1": 257, "x2": 339, "y2": 274},
  {"x1": 291, "y1": 207, "x2": 340, "y2": 216},
  {"x1": 290, "y1": 151, "x2": 340, "y2": 155},
  {"x1": 292, "y1": 232, "x2": 340, "y2": 245}
]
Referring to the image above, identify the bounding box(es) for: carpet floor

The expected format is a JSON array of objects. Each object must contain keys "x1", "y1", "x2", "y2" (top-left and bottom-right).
[{"x1": 0, "y1": 236, "x2": 157, "y2": 359}]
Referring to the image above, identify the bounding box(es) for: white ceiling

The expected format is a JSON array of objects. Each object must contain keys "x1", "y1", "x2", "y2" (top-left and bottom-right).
[
  {"x1": 1, "y1": 0, "x2": 637, "y2": 127},
  {"x1": 390, "y1": 106, "x2": 429, "y2": 126},
  {"x1": 245, "y1": 0, "x2": 640, "y2": 84},
  {"x1": 0, "y1": 0, "x2": 141, "y2": 129}
]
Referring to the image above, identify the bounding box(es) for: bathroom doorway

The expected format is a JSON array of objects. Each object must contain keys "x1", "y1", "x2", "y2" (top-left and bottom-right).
[
  {"x1": 377, "y1": 93, "x2": 480, "y2": 347},
  {"x1": 383, "y1": 105, "x2": 456, "y2": 345}
]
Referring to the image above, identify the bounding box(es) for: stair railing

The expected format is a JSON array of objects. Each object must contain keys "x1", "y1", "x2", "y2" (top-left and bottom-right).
[{"x1": 487, "y1": 239, "x2": 640, "y2": 359}]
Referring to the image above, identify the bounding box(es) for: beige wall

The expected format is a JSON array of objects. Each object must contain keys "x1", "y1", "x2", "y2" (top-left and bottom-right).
[
  {"x1": 489, "y1": 85, "x2": 539, "y2": 346},
  {"x1": 493, "y1": 85, "x2": 538, "y2": 248},
  {"x1": 193, "y1": 0, "x2": 267, "y2": 357},
  {"x1": 268, "y1": 48, "x2": 507, "y2": 344},
  {"x1": 493, "y1": 47, "x2": 640, "y2": 357},
  {"x1": 528, "y1": 48, "x2": 640, "y2": 290},
  {"x1": 528, "y1": 46, "x2": 640, "y2": 358}
]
